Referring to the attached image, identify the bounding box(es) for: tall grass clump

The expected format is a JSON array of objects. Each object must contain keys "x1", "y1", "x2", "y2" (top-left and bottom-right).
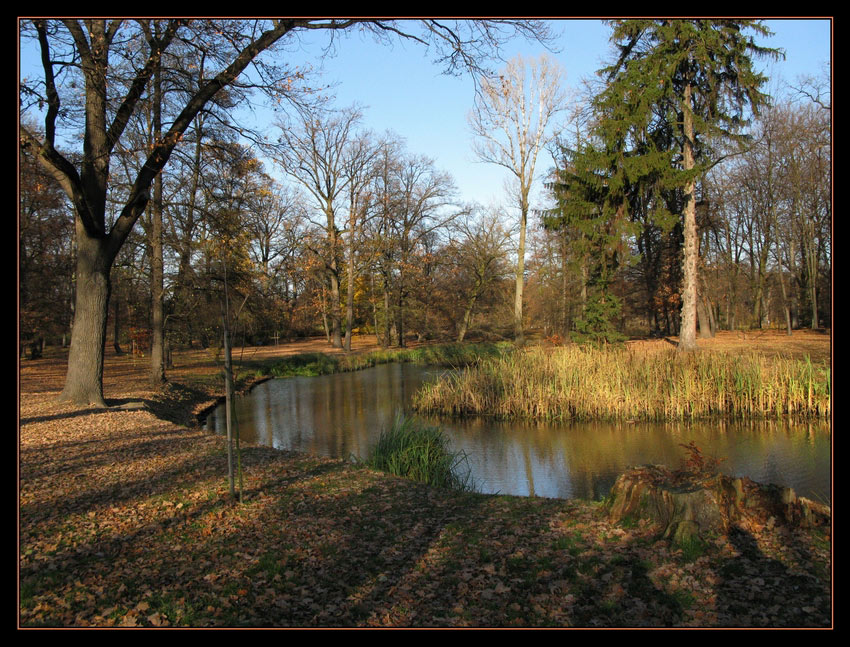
[
  {"x1": 364, "y1": 415, "x2": 474, "y2": 491},
  {"x1": 413, "y1": 346, "x2": 830, "y2": 422}
]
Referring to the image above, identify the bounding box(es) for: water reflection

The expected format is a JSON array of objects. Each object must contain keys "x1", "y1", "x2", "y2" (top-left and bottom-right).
[{"x1": 205, "y1": 363, "x2": 831, "y2": 502}]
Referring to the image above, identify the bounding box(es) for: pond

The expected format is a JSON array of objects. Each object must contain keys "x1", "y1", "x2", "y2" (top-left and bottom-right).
[{"x1": 205, "y1": 362, "x2": 831, "y2": 502}]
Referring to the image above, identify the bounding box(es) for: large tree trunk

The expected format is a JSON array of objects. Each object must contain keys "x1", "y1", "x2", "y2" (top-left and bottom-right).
[
  {"x1": 58, "y1": 231, "x2": 113, "y2": 407},
  {"x1": 29, "y1": 20, "x2": 297, "y2": 407},
  {"x1": 149, "y1": 48, "x2": 166, "y2": 387}
]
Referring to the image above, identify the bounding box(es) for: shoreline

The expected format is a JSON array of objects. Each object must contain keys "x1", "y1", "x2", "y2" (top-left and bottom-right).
[{"x1": 19, "y1": 333, "x2": 832, "y2": 628}]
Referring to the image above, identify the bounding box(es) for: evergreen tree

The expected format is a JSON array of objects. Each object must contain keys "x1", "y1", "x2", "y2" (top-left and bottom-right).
[
  {"x1": 596, "y1": 20, "x2": 781, "y2": 350},
  {"x1": 544, "y1": 139, "x2": 636, "y2": 346}
]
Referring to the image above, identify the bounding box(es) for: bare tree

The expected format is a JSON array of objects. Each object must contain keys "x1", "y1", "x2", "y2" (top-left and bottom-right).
[
  {"x1": 341, "y1": 131, "x2": 381, "y2": 351},
  {"x1": 468, "y1": 53, "x2": 569, "y2": 344},
  {"x1": 274, "y1": 105, "x2": 362, "y2": 348},
  {"x1": 20, "y1": 19, "x2": 307, "y2": 405},
  {"x1": 446, "y1": 209, "x2": 513, "y2": 342},
  {"x1": 20, "y1": 18, "x2": 553, "y2": 406}
]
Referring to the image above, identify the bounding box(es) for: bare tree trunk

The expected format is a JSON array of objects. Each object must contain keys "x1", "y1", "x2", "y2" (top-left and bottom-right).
[
  {"x1": 697, "y1": 295, "x2": 711, "y2": 339},
  {"x1": 395, "y1": 291, "x2": 406, "y2": 348},
  {"x1": 222, "y1": 310, "x2": 235, "y2": 499},
  {"x1": 370, "y1": 272, "x2": 384, "y2": 348},
  {"x1": 678, "y1": 83, "x2": 698, "y2": 352},
  {"x1": 319, "y1": 284, "x2": 331, "y2": 343},
  {"x1": 514, "y1": 203, "x2": 527, "y2": 345},
  {"x1": 706, "y1": 295, "x2": 718, "y2": 336},
  {"x1": 149, "y1": 182, "x2": 166, "y2": 384},
  {"x1": 383, "y1": 278, "x2": 394, "y2": 346},
  {"x1": 697, "y1": 276, "x2": 716, "y2": 339},
  {"x1": 806, "y1": 240, "x2": 819, "y2": 328},
  {"x1": 561, "y1": 233, "x2": 569, "y2": 335},
  {"x1": 580, "y1": 250, "x2": 588, "y2": 312},
  {"x1": 328, "y1": 268, "x2": 343, "y2": 348},
  {"x1": 113, "y1": 282, "x2": 123, "y2": 355},
  {"x1": 457, "y1": 296, "x2": 477, "y2": 343},
  {"x1": 344, "y1": 241, "x2": 355, "y2": 352},
  {"x1": 774, "y1": 224, "x2": 793, "y2": 337},
  {"x1": 149, "y1": 52, "x2": 166, "y2": 387},
  {"x1": 59, "y1": 231, "x2": 112, "y2": 407}
]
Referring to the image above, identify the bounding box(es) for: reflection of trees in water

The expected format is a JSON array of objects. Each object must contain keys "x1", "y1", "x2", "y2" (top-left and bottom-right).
[{"x1": 209, "y1": 365, "x2": 829, "y2": 500}]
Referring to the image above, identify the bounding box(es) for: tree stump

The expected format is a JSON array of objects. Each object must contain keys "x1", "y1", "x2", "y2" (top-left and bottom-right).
[{"x1": 607, "y1": 465, "x2": 830, "y2": 545}]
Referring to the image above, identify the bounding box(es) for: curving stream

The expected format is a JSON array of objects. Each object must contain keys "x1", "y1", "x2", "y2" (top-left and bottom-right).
[{"x1": 205, "y1": 362, "x2": 831, "y2": 502}]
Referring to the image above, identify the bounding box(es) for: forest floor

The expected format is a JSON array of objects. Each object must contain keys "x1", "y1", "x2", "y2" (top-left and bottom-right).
[{"x1": 19, "y1": 330, "x2": 832, "y2": 628}]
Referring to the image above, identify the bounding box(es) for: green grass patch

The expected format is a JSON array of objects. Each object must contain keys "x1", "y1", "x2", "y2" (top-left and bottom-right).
[
  {"x1": 674, "y1": 534, "x2": 709, "y2": 562},
  {"x1": 242, "y1": 342, "x2": 512, "y2": 380},
  {"x1": 362, "y1": 415, "x2": 475, "y2": 492}
]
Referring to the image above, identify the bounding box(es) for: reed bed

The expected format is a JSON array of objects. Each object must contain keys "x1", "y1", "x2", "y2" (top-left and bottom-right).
[{"x1": 412, "y1": 345, "x2": 830, "y2": 422}]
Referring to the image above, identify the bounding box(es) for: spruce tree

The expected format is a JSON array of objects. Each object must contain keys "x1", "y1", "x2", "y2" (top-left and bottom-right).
[
  {"x1": 595, "y1": 20, "x2": 781, "y2": 350},
  {"x1": 544, "y1": 138, "x2": 636, "y2": 346}
]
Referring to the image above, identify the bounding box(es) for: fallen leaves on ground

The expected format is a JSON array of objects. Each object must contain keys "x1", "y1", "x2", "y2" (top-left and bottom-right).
[{"x1": 19, "y1": 347, "x2": 832, "y2": 628}]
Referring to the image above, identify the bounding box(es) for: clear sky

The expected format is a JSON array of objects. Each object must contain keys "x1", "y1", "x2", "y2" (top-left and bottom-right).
[
  {"x1": 19, "y1": 19, "x2": 832, "y2": 215},
  {"x1": 273, "y1": 18, "x2": 832, "y2": 212}
]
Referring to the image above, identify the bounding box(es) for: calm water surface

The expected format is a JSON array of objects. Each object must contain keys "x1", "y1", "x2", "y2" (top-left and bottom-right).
[{"x1": 205, "y1": 363, "x2": 831, "y2": 502}]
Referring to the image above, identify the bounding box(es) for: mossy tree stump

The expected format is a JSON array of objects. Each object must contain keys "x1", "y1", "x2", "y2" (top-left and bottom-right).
[{"x1": 607, "y1": 465, "x2": 830, "y2": 546}]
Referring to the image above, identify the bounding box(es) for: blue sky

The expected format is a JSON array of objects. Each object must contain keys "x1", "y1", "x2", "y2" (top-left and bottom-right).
[
  {"x1": 20, "y1": 19, "x2": 832, "y2": 214},
  {"x1": 278, "y1": 18, "x2": 832, "y2": 211}
]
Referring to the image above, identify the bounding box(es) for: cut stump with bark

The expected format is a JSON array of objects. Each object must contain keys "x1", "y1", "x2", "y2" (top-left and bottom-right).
[{"x1": 607, "y1": 465, "x2": 830, "y2": 546}]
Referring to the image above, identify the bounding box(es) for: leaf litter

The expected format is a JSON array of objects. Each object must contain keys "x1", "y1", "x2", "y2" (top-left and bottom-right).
[{"x1": 19, "y1": 353, "x2": 831, "y2": 628}]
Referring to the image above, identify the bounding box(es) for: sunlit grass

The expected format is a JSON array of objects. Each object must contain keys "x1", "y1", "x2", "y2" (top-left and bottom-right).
[
  {"x1": 248, "y1": 341, "x2": 511, "y2": 379},
  {"x1": 413, "y1": 345, "x2": 830, "y2": 421}
]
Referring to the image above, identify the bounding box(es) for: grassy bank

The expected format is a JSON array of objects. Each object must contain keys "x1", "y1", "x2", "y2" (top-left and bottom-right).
[
  {"x1": 246, "y1": 341, "x2": 511, "y2": 380},
  {"x1": 413, "y1": 345, "x2": 831, "y2": 421}
]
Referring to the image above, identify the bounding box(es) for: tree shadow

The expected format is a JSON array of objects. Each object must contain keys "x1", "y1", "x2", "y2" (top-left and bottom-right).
[
  {"x1": 715, "y1": 526, "x2": 831, "y2": 627},
  {"x1": 20, "y1": 407, "x2": 119, "y2": 426},
  {"x1": 20, "y1": 381, "x2": 216, "y2": 428},
  {"x1": 144, "y1": 381, "x2": 220, "y2": 427}
]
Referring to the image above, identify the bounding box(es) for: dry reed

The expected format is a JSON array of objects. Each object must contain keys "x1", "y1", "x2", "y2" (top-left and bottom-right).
[{"x1": 412, "y1": 345, "x2": 830, "y2": 421}]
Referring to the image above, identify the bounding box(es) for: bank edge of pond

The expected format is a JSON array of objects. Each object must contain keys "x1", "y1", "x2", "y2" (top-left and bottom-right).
[
  {"x1": 197, "y1": 343, "x2": 831, "y2": 497},
  {"x1": 21, "y1": 393, "x2": 833, "y2": 628},
  {"x1": 21, "y1": 347, "x2": 830, "y2": 627},
  {"x1": 196, "y1": 341, "x2": 510, "y2": 425}
]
